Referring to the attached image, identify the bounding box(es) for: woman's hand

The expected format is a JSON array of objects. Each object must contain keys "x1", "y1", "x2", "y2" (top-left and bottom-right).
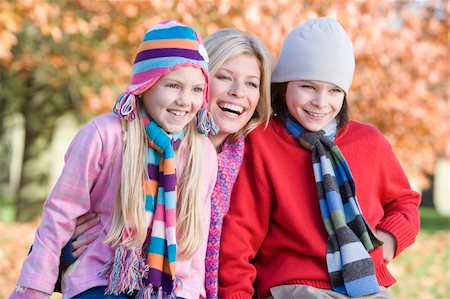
[
  {"x1": 377, "y1": 230, "x2": 397, "y2": 264},
  {"x1": 71, "y1": 212, "x2": 100, "y2": 257}
]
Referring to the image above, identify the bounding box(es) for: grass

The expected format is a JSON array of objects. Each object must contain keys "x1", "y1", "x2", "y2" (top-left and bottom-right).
[
  {"x1": 388, "y1": 207, "x2": 449, "y2": 298},
  {"x1": 0, "y1": 193, "x2": 15, "y2": 222},
  {"x1": 419, "y1": 207, "x2": 450, "y2": 232},
  {"x1": 0, "y1": 207, "x2": 448, "y2": 298}
]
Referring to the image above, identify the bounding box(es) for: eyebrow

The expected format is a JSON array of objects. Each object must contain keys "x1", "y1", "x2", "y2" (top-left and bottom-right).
[
  {"x1": 217, "y1": 68, "x2": 260, "y2": 80},
  {"x1": 301, "y1": 80, "x2": 341, "y2": 89},
  {"x1": 162, "y1": 77, "x2": 205, "y2": 86}
]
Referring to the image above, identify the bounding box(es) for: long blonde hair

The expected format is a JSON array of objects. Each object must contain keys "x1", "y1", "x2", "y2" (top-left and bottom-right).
[
  {"x1": 204, "y1": 28, "x2": 274, "y2": 140},
  {"x1": 105, "y1": 103, "x2": 205, "y2": 259},
  {"x1": 174, "y1": 121, "x2": 203, "y2": 257}
]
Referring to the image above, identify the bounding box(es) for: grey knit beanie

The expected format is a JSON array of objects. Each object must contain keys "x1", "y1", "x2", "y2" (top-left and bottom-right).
[{"x1": 271, "y1": 17, "x2": 355, "y2": 94}]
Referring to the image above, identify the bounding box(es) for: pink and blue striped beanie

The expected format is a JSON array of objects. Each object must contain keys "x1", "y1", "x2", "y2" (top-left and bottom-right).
[{"x1": 114, "y1": 20, "x2": 218, "y2": 135}]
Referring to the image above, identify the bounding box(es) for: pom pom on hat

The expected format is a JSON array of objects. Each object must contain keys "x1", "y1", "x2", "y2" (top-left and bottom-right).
[{"x1": 271, "y1": 17, "x2": 355, "y2": 94}]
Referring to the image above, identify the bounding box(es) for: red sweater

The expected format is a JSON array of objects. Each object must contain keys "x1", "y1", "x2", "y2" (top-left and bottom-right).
[{"x1": 218, "y1": 119, "x2": 420, "y2": 299}]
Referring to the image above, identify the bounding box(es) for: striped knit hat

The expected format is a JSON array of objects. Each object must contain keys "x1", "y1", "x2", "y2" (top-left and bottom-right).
[{"x1": 113, "y1": 20, "x2": 218, "y2": 135}]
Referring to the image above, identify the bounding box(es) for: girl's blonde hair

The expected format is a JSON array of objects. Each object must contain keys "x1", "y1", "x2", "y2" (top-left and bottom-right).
[
  {"x1": 105, "y1": 102, "x2": 204, "y2": 258},
  {"x1": 204, "y1": 28, "x2": 274, "y2": 140}
]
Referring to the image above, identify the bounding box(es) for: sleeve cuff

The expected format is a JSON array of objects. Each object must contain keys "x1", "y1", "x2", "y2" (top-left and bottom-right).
[{"x1": 377, "y1": 213, "x2": 419, "y2": 257}]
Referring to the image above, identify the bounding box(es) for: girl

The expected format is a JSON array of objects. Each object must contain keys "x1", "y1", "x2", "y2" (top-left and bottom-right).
[
  {"x1": 11, "y1": 20, "x2": 218, "y2": 299},
  {"x1": 218, "y1": 18, "x2": 420, "y2": 299},
  {"x1": 54, "y1": 28, "x2": 274, "y2": 299}
]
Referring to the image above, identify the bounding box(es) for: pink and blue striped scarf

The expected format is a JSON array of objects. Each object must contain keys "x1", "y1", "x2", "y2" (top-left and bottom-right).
[
  {"x1": 102, "y1": 111, "x2": 180, "y2": 299},
  {"x1": 285, "y1": 115, "x2": 383, "y2": 297}
]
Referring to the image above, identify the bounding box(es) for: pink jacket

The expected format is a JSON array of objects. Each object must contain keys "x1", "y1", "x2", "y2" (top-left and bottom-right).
[{"x1": 15, "y1": 113, "x2": 217, "y2": 299}]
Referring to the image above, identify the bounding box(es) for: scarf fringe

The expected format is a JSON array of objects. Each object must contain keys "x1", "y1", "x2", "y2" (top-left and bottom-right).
[
  {"x1": 197, "y1": 107, "x2": 219, "y2": 136},
  {"x1": 135, "y1": 285, "x2": 177, "y2": 299},
  {"x1": 135, "y1": 276, "x2": 182, "y2": 299},
  {"x1": 99, "y1": 245, "x2": 149, "y2": 295},
  {"x1": 135, "y1": 284, "x2": 156, "y2": 299}
]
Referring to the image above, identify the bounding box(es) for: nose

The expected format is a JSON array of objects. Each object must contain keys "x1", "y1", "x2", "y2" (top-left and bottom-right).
[
  {"x1": 311, "y1": 90, "x2": 328, "y2": 108},
  {"x1": 229, "y1": 81, "x2": 244, "y2": 98},
  {"x1": 176, "y1": 90, "x2": 191, "y2": 107}
]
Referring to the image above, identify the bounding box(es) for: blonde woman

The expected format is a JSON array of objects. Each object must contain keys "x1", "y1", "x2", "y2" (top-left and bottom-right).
[{"x1": 203, "y1": 28, "x2": 273, "y2": 298}]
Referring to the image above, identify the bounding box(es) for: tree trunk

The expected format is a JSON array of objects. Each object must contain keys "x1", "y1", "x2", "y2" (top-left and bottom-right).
[{"x1": 15, "y1": 89, "x2": 58, "y2": 221}]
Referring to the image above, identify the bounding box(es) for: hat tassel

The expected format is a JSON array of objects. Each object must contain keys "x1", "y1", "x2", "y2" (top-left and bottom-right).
[
  {"x1": 197, "y1": 107, "x2": 219, "y2": 136},
  {"x1": 113, "y1": 92, "x2": 138, "y2": 121}
]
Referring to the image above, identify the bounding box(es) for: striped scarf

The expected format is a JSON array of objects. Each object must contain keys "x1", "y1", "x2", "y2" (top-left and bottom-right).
[
  {"x1": 205, "y1": 136, "x2": 245, "y2": 298},
  {"x1": 102, "y1": 112, "x2": 180, "y2": 299},
  {"x1": 285, "y1": 116, "x2": 383, "y2": 297}
]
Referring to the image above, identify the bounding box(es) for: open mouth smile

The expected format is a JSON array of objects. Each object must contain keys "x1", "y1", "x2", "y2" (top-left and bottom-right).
[
  {"x1": 168, "y1": 109, "x2": 188, "y2": 117},
  {"x1": 218, "y1": 103, "x2": 245, "y2": 116},
  {"x1": 306, "y1": 111, "x2": 328, "y2": 118}
]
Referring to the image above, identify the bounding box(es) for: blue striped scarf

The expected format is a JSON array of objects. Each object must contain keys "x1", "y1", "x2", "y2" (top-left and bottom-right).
[{"x1": 285, "y1": 116, "x2": 383, "y2": 297}]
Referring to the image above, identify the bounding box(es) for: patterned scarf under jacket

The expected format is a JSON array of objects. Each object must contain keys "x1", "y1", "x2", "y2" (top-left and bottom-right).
[
  {"x1": 205, "y1": 136, "x2": 245, "y2": 298},
  {"x1": 102, "y1": 111, "x2": 181, "y2": 299},
  {"x1": 285, "y1": 115, "x2": 383, "y2": 297}
]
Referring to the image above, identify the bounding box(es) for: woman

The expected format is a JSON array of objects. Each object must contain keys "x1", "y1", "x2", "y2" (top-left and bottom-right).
[{"x1": 202, "y1": 28, "x2": 273, "y2": 298}]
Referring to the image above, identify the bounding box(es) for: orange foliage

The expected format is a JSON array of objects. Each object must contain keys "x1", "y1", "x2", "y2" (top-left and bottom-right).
[
  {"x1": 0, "y1": 0, "x2": 448, "y2": 188},
  {"x1": 0, "y1": 220, "x2": 40, "y2": 298}
]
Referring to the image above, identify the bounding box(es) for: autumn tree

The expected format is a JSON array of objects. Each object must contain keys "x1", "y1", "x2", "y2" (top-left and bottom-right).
[
  {"x1": 0, "y1": 0, "x2": 143, "y2": 220},
  {"x1": 0, "y1": 0, "x2": 448, "y2": 220}
]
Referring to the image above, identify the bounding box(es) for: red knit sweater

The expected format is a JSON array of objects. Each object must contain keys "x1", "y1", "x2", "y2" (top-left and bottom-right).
[{"x1": 218, "y1": 119, "x2": 420, "y2": 299}]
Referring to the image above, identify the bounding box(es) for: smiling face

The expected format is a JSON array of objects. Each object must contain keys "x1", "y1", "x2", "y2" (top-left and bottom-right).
[
  {"x1": 285, "y1": 80, "x2": 345, "y2": 132},
  {"x1": 208, "y1": 54, "x2": 261, "y2": 148},
  {"x1": 141, "y1": 66, "x2": 206, "y2": 133}
]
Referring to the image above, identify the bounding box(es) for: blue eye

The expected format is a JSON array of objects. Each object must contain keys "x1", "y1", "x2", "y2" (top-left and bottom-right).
[
  {"x1": 193, "y1": 87, "x2": 204, "y2": 93},
  {"x1": 166, "y1": 83, "x2": 180, "y2": 89}
]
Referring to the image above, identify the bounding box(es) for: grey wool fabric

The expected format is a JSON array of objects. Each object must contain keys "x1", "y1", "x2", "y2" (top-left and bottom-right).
[{"x1": 271, "y1": 17, "x2": 355, "y2": 94}]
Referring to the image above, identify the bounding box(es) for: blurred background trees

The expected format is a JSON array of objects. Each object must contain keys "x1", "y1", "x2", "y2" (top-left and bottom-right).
[{"x1": 0, "y1": 0, "x2": 449, "y2": 221}]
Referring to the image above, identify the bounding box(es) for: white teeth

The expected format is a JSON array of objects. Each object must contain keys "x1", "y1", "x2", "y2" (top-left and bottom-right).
[
  {"x1": 308, "y1": 111, "x2": 326, "y2": 117},
  {"x1": 219, "y1": 103, "x2": 244, "y2": 115},
  {"x1": 169, "y1": 110, "x2": 186, "y2": 116}
]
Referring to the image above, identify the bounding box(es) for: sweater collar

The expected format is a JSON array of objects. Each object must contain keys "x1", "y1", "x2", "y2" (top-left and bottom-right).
[{"x1": 271, "y1": 117, "x2": 350, "y2": 145}]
